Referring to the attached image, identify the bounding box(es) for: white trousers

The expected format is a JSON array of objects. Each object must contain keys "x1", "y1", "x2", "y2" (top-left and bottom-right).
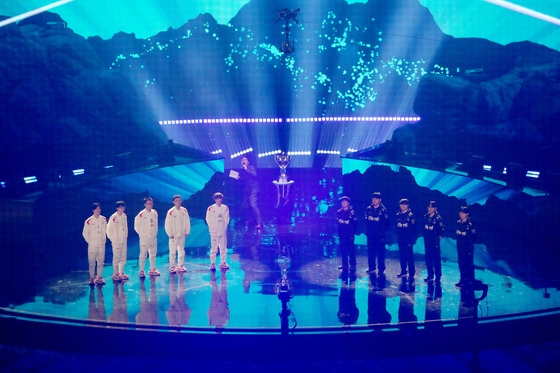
[
  {"x1": 210, "y1": 234, "x2": 227, "y2": 264},
  {"x1": 88, "y1": 244, "x2": 105, "y2": 278},
  {"x1": 139, "y1": 237, "x2": 157, "y2": 271},
  {"x1": 112, "y1": 243, "x2": 127, "y2": 274},
  {"x1": 169, "y1": 236, "x2": 185, "y2": 267}
]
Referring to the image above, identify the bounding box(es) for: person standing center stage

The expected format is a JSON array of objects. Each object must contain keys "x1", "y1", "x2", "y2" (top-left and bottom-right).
[
  {"x1": 396, "y1": 198, "x2": 416, "y2": 279},
  {"x1": 165, "y1": 195, "x2": 191, "y2": 274},
  {"x1": 455, "y1": 206, "x2": 476, "y2": 288},
  {"x1": 135, "y1": 197, "x2": 160, "y2": 278},
  {"x1": 206, "y1": 192, "x2": 230, "y2": 271},
  {"x1": 365, "y1": 192, "x2": 389, "y2": 275},
  {"x1": 236, "y1": 156, "x2": 262, "y2": 230},
  {"x1": 83, "y1": 203, "x2": 107, "y2": 286},
  {"x1": 337, "y1": 196, "x2": 358, "y2": 277},
  {"x1": 423, "y1": 201, "x2": 445, "y2": 283}
]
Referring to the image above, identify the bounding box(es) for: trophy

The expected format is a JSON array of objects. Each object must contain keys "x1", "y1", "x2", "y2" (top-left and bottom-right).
[{"x1": 274, "y1": 152, "x2": 292, "y2": 183}]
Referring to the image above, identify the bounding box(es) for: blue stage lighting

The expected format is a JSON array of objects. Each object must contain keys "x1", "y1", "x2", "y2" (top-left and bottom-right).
[
  {"x1": 483, "y1": 165, "x2": 492, "y2": 171},
  {"x1": 24, "y1": 176, "x2": 38, "y2": 184},
  {"x1": 72, "y1": 169, "x2": 85, "y2": 176},
  {"x1": 1, "y1": 181, "x2": 5, "y2": 188},
  {"x1": 210, "y1": 149, "x2": 222, "y2": 155},
  {"x1": 526, "y1": 170, "x2": 540, "y2": 179}
]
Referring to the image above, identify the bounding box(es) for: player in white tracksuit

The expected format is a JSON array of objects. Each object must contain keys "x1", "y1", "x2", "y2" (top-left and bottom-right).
[
  {"x1": 134, "y1": 197, "x2": 160, "y2": 277},
  {"x1": 165, "y1": 195, "x2": 191, "y2": 273},
  {"x1": 83, "y1": 203, "x2": 107, "y2": 285},
  {"x1": 106, "y1": 201, "x2": 129, "y2": 281},
  {"x1": 206, "y1": 192, "x2": 230, "y2": 270}
]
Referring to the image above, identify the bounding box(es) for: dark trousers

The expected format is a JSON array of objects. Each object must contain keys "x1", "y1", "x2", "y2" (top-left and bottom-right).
[
  {"x1": 424, "y1": 237, "x2": 442, "y2": 279},
  {"x1": 367, "y1": 236, "x2": 385, "y2": 273},
  {"x1": 340, "y1": 238, "x2": 356, "y2": 272},
  {"x1": 243, "y1": 192, "x2": 262, "y2": 226},
  {"x1": 398, "y1": 241, "x2": 415, "y2": 276},
  {"x1": 457, "y1": 241, "x2": 475, "y2": 283}
]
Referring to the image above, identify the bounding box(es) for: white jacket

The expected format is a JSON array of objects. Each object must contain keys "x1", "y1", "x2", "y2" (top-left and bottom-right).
[
  {"x1": 165, "y1": 206, "x2": 191, "y2": 238},
  {"x1": 107, "y1": 212, "x2": 128, "y2": 245},
  {"x1": 134, "y1": 209, "x2": 158, "y2": 239},
  {"x1": 83, "y1": 215, "x2": 107, "y2": 246},
  {"x1": 206, "y1": 204, "x2": 230, "y2": 236}
]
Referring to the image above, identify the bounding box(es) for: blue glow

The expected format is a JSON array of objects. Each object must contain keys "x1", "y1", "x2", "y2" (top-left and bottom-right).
[
  {"x1": 342, "y1": 158, "x2": 520, "y2": 204},
  {"x1": 23, "y1": 176, "x2": 38, "y2": 184},
  {"x1": 72, "y1": 168, "x2": 85, "y2": 176},
  {"x1": 106, "y1": 160, "x2": 223, "y2": 201}
]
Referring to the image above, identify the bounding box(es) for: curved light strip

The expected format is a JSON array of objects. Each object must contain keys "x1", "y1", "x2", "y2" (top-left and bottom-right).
[
  {"x1": 0, "y1": 0, "x2": 75, "y2": 28},
  {"x1": 482, "y1": 0, "x2": 560, "y2": 26}
]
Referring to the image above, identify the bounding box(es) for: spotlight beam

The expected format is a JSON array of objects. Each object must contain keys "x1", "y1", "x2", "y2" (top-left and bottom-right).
[
  {"x1": 0, "y1": 0, "x2": 75, "y2": 28},
  {"x1": 482, "y1": 0, "x2": 560, "y2": 26}
]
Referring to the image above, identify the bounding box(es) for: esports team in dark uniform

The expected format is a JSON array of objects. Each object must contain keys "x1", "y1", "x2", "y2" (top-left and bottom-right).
[{"x1": 337, "y1": 192, "x2": 476, "y2": 288}]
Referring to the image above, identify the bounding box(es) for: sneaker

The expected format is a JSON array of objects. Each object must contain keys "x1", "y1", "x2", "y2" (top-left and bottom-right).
[
  {"x1": 89, "y1": 278, "x2": 96, "y2": 285},
  {"x1": 366, "y1": 268, "x2": 377, "y2": 274},
  {"x1": 397, "y1": 272, "x2": 408, "y2": 278},
  {"x1": 210, "y1": 263, "x2": 216, "y2": 271},
  {"x1": 112, "y1": 273, "x2": 121, "y2": 281},
  {"x1": 95, "y1": 276, "x2": 105, "y2": 285},
  {"x1": 149, "y1": 269, "x2": 161, "y2": 276},
  {"x1": 424, "y1": 277, "x2": 434, "y2": 283},
  {"x1": 219, "y1": 263, "x2": 230, "y2": 270},
  {"x1": 177, "y1": 265, "x2": 187, "y2": 272},
  {"x1": 120, "y1": 273, "x2": 130, "y2": 280},
  {"x1": 169, "y1": 266, "x2": 177, "y2": 273},
  {"x1": 139, "y1": 270, "x2": 146, "y2": 278}
]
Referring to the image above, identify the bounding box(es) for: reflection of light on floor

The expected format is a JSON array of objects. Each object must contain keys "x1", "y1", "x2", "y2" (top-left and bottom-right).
[{"x1": 7, "y1": 247, "x2": 560, "y2": 330}]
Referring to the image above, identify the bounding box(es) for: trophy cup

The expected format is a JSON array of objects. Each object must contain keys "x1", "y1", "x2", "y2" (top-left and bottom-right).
[{"x1": 274, "y1": 152, "x2": 292, "y2": 183}]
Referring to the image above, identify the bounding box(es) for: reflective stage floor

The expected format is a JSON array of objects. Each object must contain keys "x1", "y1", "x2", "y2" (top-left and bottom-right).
[{"x1": 4, "y1": 220, "x2": 560, "y2": 333}]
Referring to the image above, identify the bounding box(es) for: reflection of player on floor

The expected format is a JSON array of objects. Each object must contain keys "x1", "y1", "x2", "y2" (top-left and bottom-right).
[
  {"x1": 165, "y1": 195, "x2": 190, "y2": 274},
  {"x1": 135, "y1": 277, "x2": 159, "y2": 328},
  {"x1": 206, "y1": 192, "x2": 230, "y2": 271},
  {"x1": 208, "y1": 272, "x2": 230, "y2": 333},
  {"x1": 134, "y1": 197, "x2": 160, "y2": 278},
  {"x1": 87, "y1": 286, "x2": 106, "y2": 325},
  {"x1": 106, "y1": 201, "x2": 129, "y2": 281},
  {"x1": 166, "y1": 273, "x2": 192, "y2": 327},
  {"x1": 83, "y1": 202, "x2": 107, "y2": 286},
  {"x1": 337, "y1": 280, "x2": 359, "y2": 327},
  {"x1": 108, "y1": 281, "x2": 128, "y2": 324}
]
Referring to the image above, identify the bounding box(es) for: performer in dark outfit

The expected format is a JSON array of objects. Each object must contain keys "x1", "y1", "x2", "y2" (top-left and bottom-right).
[
  {"x1": 237, "y1": 156, "x2": 262, "y2": 230},
  {"x1": 365, "y1": 192, "x2": 389, "y2": 275},
  {"x1": 337, "y1": 196, "x2": 358, "y2": 277},
  {"x1": 455, "y1": 206, "x2": 476, "y2": 287},
  {"x1": 396, "y1": 199, "x2": 416, "y2": 279},
  {"x1": 423, "y1": 201, "x2": 445, "y2": 283}
]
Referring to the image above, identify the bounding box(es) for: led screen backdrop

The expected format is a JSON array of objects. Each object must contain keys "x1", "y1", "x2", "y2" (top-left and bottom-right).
[{"x1": 0, "y1": 0, "x2": 558, "y2": 169}]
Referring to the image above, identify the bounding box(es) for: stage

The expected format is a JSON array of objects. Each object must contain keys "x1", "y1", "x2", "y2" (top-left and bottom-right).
[{"x1": 2, "y1": 214, "x2": 559, "y2": 332}]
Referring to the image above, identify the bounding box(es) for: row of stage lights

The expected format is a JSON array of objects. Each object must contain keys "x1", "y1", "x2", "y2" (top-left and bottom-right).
[
  {"x1": 4, "y1": 163, "x2": 542, "y2": 191},
  {"x1": 159, "y1": 116, "x2": 421, "y2": 125}
]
